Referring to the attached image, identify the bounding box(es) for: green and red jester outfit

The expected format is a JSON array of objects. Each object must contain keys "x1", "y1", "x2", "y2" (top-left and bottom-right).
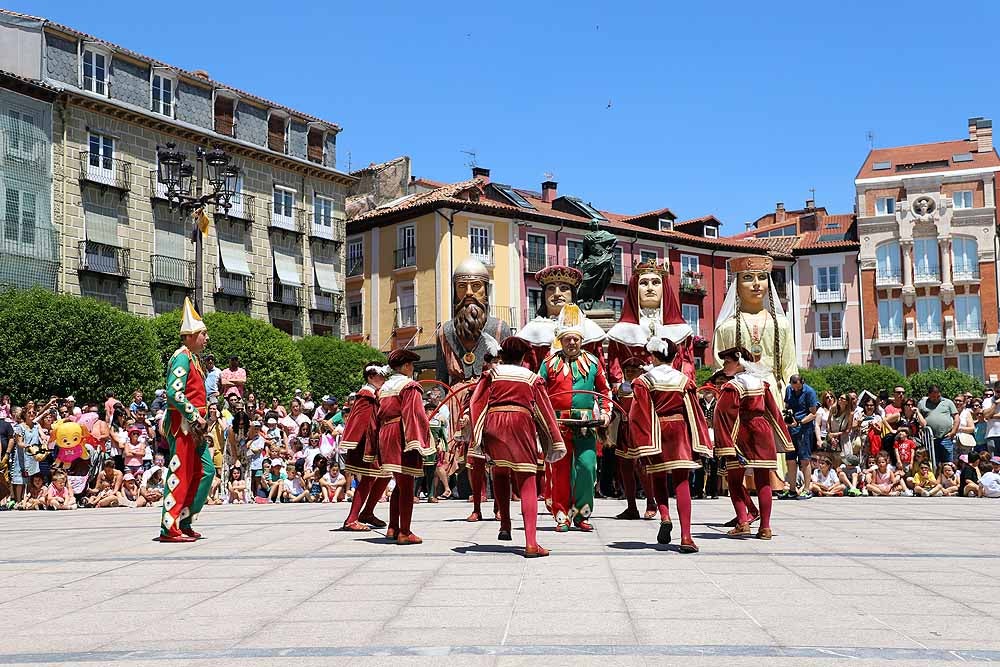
[{"x1": 159, "y1": 345, "x2": 210, "y2": 541}]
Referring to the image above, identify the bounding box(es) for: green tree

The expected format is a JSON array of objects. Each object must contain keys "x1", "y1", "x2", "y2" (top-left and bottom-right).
[
  {"x1": 0, "y1": 288, "x2": 160, "y2": 404},
  {"x1": 295, "y1": 336, "x2": 385, "y2": 401},
  {"x1": 150, "y1": 310, "x2": 308, "y2": 403},
  {"x1": 695, "y1": 365, "x2": 715, "y2": 387},
  {"x1": 797, "y1": 368, "x2": 830, "y2": 395},
  {"x1": 907, "y1": 368, "x2": 983, "y2": 399},
  {"x1": 818, "y1": 364, "x2": 909, "y2": 398}
]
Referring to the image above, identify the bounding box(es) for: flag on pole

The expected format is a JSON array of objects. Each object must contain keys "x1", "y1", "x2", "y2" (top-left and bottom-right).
[{"x1": 191, "y1": 207, "x2": 211, "y2": 240}]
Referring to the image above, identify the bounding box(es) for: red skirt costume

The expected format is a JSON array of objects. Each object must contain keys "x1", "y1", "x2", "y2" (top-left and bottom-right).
[
  {"x1": 627, "y1": 364, "x2": 712, "y2": 474},
  {"x1": 341, "y1": 385, "x2": 391, "y2": 480},
  {"x1": 712, "y1": 372, "x2": 793, "y2": 470},
  {"x1": 469, "y1": 364, "x2": 565, "y2": 473},
  {"x1": 608, "y1": 385, "x2": 635, "y2": 459},
  {"x1": 377, "y1": 374, "x2": 433, "y2": 476}
]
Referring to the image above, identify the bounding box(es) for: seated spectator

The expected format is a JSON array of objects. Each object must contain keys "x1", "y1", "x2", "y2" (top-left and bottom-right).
[
  {"x1": 285, "y1": 461, "x2": 310, "y2": 503},
  {"x1": 91, "y1": 460, "x2": 124, "y2": 496},
  {"x1": 227, "y1": 466, "x2": 248, "y2": 504},
  {"x1": 47, "y1": 470, "x2": 77, "y2": 510},
  {"x1": 809, "y1": 456, "x2": 845, "y2": 496},
  {"x1": 938, "y1": 462, "x2": 960, "y2": 496},
  {"x1": 16, "y1": 473, "x2": 47, "y2": 510},
  {"x1": 837, "y1": 454, "x2": 863, "y2": 496},
  {"x1": 117, "y1": 472, "x2": 146, "y2": 508},
  {"x1": 980, "y1": 456, "x2": 1000, "y2": 498},
  {"x1": 86, "y1": 478, "x2": 120, "y2": 508},
  {"x1": 322, "y1": 463, "x2": 348, "y2": 503},
  {"x1": 306, "y1": 456, "x2": 328, "y2": 502},
  {"x1": 910, "y1": 461, "x2": 943, "y2": 497},
  {"x1": 866, "y1": 453, "x2": 904, "y2": 496},
  {"x1": 893, "y1": 426, "x2": 917, "y2": 471},
  {"x1": 265, "y1": 458, "x2": 289, "y2": 503},
  {"x1": 141, "y1": 467, "x2": 165, "y2": 505}
]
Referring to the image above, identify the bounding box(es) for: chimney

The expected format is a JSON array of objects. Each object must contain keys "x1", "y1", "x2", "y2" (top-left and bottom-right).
[
  {"x1": 541, "y1": 180, "x2": 558, "y2": 203},
  {"x1": 976, "y1": 118, "x2": 993, "y2": 153},
  {"x1": 471, "y1": 166, "x2": 490, "y2": 183},
  {"x1": 775, "y1": 202, "x2": 785, "y2": 224},
  {"x1": 969, "y1": 117, "x2": 983, "y2": 144},
  {"x1": 805, "y1": 198, "x2": 815, "y2": 210}
]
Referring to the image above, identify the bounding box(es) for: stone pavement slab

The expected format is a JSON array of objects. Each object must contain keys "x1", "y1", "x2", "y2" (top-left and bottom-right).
[{"x1": 1, "y1": 495, "x2": 999, "y2": 666}]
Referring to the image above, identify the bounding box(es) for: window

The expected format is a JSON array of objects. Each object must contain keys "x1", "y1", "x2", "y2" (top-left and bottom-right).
[
  {"x1": 268, "y1": 114, "x2": 288, "y2": 153},
  {"x1": 214, "y1": 95, "x2": 235, "y2": 136},
  {"x1": 680, "y1": 254, "x2": 699, "y2": 276},
  {"x1": 876, "y1": 242, "x2": 901, "y2": 283},
  {"x1": 347, "y1": 298, "x2": 363, "y2": 335},
  {"x1": 527, "y1": 288, "x2": 544, "y2": 317},
  {"x1": 958, "y1": 352, "x2": 985, "y2": 379},
  {"x1": 152, "y1": 205, "x2": 187, "y2": 285},
  {"x1": 878, "y1": 300, "x2": 903, "y2": 338},
  {"x1": 608, "y1": 297, "x2": 623, "y2": 320},
  {"x1": 915, "y1": 297, "x2": 942, "y2": 338},
  {"x1": 612, "y1": 247, "x2": 623, "y2": 281},
  {"x1": 639, "y1": 250, "x2": 657, "y2": 264},
  {"x1": 952, "y1": 190, "x2": 973, "y2": 210},
  {"x1": 880, "y1": 355, "x2": 906, "y2": 376},
  {"x1": 918, "y1": 354, "x2": 944, "y2": 372},
  {"x1": 397, "y1": 283, "x2": 416, "y2": 327},
  {"x1": 396, "y1": 225, "x2": 415, "y2": 268},
  {"x1": 704, "y1": 226, "x2": 719, "y2": 238},
  {"x1": 6, "y1": 109, "x2": 38, "y2": 162},
  {"x1": 347, "y1": 239, "x2": 363, "y2": 276},
  {"x1": 82, "y1": 47, "x2": 108, "y2": 96},
  {"x1": 913, "y1": 238, "x2": 939, "y2": 281},
  {"x1": 4, "y1": 188, "x2": 37, "y2": 246},
  {"x1": 818, "y1": 311, "x2": 843, "y2": 339},
  {"x1": 526, "y1": 234, "x2": 547, "y2": 271},
  {"x1": 567, "y1": 239, "x2": 583, "y2": 266},
  {"x1": 151, "y1": 73, "x2": 174, "y2": 116},
  {"x1": 272, "y1": 186, "x2": 295, "y2": 229},
  {"x1": 875, "y1": 196, "x2": 896, "y2": 216},
  {"x1": 86, "y1": 133, "x2": 114, "y2": 184},
  {"x1": 658, "y1": 218, "x2": 673, "y2": 231},
  {"x1": 816, "y1": 266, "x2": 841, "y2": 293},
  {"x1": 681, "y1": 304, "x2": 700, "y2": 336},
  {"x1": 470, "y1": 225, "x2": 492, "y2": 263},
  {"x1": 313, "y1": 194, "x2": 334, "y2": 228},
  {"x1": 952, "y1": 237, "x2": 978, "y2": 279},
  {"x1": 955, "y1": 295, "x2": 981, "y2": 336},
  {"x1": 82, "y1": 188, "x2": 119, "y2": 246}
]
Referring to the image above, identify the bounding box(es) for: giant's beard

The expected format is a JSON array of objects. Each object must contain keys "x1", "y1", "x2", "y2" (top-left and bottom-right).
[{"x1": 454, "y1": 297, "x2": 489, "y2": 342}]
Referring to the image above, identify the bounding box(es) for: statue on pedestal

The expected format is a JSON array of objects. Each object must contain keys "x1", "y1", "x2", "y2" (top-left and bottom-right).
[{"x1": 574, "y1": 219, "x2": 618, "y2": 311}]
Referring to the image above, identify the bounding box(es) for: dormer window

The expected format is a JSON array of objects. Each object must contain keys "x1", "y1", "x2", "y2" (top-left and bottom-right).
[
  {"x1": 151, "y1": 71, "x2": 175, "y2": 117},
  {"x1": 704, "y1": 226, "x2": 718, "y2": 238},
  {"x1": 659, "y1": 218, "x2": 673, "y2": 231},
  {"x1": 268, "y1": 112, "x2": 289, "y2": 154},
  {"x1": 307, "y1": 127, "x2": 325, "y2": 164},
  {"x1": 81, "y1": 45, "x2": 110, "y2": 96},
  {"x1": 214, "y1": 91, "x2": 236, "y2": 137}
]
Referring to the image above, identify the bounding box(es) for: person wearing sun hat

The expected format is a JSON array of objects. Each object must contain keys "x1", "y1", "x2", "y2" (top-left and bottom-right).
[
  {"x1": 157, "y1": 297, "x2": 213, "y2": 543},
  {"x1": 377, "y1": 348, "x2": 433, "y2": 545}
]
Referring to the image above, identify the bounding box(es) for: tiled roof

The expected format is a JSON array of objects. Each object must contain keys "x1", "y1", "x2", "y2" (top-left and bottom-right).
[
  {"x1": 674, "y1": 215, "x2": 721, "y2": 229},
  {"x1": 856, "y1": 139, "x2": 1000, "y2": 180},
  {"x1": 726, "y1": 211, "x2": 858, "y2": 255},
  {"x1": 350, "y1": 156, "x2": 409, "y2": 176},
  {"x1": 349, "y1": 177, "x2": 793, "y2": 259},
  {"x1": 0, "y1": 68, "x2": 59, "y2": 93},
  {"x1": 618, "y1": 207, "x2": 676, "y2": 224},
  {"x1": 0, "y1": 9, "x2": 342, "y2": 131}
]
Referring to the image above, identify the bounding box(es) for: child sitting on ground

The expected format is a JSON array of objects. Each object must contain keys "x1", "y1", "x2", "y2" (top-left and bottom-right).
[
  {"x1": 909, "y1": 461, "x2": 943, "y2": 497},
  {"x1": 809, "y1": 456, "x2": 846, "y2": 496},
  {"x1": 47, "y1": 470, "x2": 77, "y2": 510}
]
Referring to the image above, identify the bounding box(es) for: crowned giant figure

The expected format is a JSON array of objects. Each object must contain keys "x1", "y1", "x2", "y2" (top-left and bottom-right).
[{"x1": 435, "y1": 257, "x2": 511, "y2": 384}]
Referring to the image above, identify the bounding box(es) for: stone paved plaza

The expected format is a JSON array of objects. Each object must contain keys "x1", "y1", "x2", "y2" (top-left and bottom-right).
[{"x1": 1, "y1": 496, "x2": 998, "y2": 667}]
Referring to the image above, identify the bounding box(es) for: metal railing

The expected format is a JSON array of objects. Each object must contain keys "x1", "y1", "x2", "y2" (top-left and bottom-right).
[
  {"x1": 395, "y1": 305, "x2": 417, "y2": 328},
  {"x1": 875, "y1": 270, "x2": 902, "y2": 287},
  {"x1": 148, "y1": 169, "x2": 169, "y2": 200},
  {"x1": 814, "y1": 331, "x2": 848, "y2": 350},
  {"x1": 311, "y1": 291, "x2": 343, "y2": 313},
  {"x1": 471, "y1": 246, "x2": 494, "y2": 267},
  {"x1": 525, "y1": 251, "x2": 554, "y2": 273},
  {"x1": 150, "y1": 255, "x2": 194, "y2": 288},
  {"x1": 346, "y1": 256, "x2": 364, "y2": 277},
  {"x1": 267, "y1": 279, "x2": 304, "y2": 307},
  {"x1": 310, "y1": 219, "x2": 346, "y2": 243},
  {"x1": 394, "y1": 246, "x2": 416, "y2": 269},
  {"x1": 916, "y1": 323, "x2": 943, "y2": 340},
  {"x1": 268, "y1": 202, "x2": 306, "y2": 234},
  {"x1": 216, "y1": 192, "x2": 256, "y2": 224},
  {"x1": 214, "y1": 268, "x2": 253, "y2": 299},
  {"x1": 913, "y1": 269, "x2": 940, "y2": 284},
  {"x1": 78, "y1": 240, "x2": 129, "y2": 277},
  {"x1": 955, "y1": 321, "x2": 986, "y2": 339},
  {"x1": 812, "y1": 284, "x2": 847, "y2": 303},
  {"x1": 876, "y1": 325, "x2": 905, "y2": 343},
  {"x1": 489, "y1": 305, "x2": 520, "y2": 330},
  {"x1": 680, "y1": 272, "x2": 707, "y2": 295},
  {"x1": 348, "y1": 315, "x2": 363, "y2": 336},
  {"x1": 79, "y1": 152, "x2": 131, "y2": 191},
  {"x1": 952, "y1": 266, "x2": 981, "y2": 282}
]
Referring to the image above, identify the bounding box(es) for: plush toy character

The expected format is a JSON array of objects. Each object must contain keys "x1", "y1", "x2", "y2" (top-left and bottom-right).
[{"x1": 49, "y1": 420, "x2": 93, "y2": 467}]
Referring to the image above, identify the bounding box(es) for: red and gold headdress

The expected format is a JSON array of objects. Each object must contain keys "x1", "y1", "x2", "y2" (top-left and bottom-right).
[
  {"x1": 727, "y1": 255, "x2": 772, "y2": 273},
  {"x1": 535, "y1": 265, "x2": 583, "y2": 289}
]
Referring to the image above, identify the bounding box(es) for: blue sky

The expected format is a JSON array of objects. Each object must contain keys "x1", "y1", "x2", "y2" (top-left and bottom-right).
[{"x1": 16, "y1": 1, "x2": 1000, "y2": 232}]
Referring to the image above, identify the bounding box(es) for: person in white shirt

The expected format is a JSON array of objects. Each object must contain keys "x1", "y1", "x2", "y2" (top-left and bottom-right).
[
  {"x1": 980, "y1": 456, "x2": 1000, "y2": 498},
  {"x1": 808, "y1": 456, "x2": 846, "y2": 496},
  {"x1": 981, "y1": 381, "x2": 1000, "y2": 454}
]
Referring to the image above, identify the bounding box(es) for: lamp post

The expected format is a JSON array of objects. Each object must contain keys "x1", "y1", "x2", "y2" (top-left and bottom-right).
[{"x1": 156, "y1": 141, "x2": 239, "y2": 313}]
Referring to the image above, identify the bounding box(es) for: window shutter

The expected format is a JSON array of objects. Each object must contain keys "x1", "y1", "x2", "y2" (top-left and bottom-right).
[
  {"x1": 268, "y1": 116, "x2": 285, "y2": 153},
  {"x1": 214, "y1": 97, "x2": 234, "y2": 136},
  {"x1": 307, "y1": 128, "x2": 324, "y2": 163}
]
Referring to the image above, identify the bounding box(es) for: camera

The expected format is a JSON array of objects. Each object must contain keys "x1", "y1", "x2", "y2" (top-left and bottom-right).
[{"x1": 782, "y1": 409, "x2": 796, "y2": 425}]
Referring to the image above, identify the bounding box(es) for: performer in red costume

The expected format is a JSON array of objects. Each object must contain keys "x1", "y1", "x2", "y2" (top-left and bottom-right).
[
  {"x1": 713, "y1": 346, "x2": 793, "y2": 540},
  {"x1": 461, "y1": 335, "x2": 500, "y2": 522},
  {"x1": 627, "y1": 330, "x2": 712, "y2": 553},
  {"x1": 607, "y1": 357, "x2": 657, "y2": 520},
  {"x1": 377, "y1": 349, "x2": 433, "y2": 545},
  {"x1": 469, "y1": 337, "x2": 565, "y2": 557},
  {"x1": 341, "y1": 362, "x2": 393, "y2": 531}
]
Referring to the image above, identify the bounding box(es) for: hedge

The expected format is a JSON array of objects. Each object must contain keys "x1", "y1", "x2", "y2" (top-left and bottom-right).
[
  {"x1": 151, "y1": 310, "x2": 309, "y2": 403},
  {"x1": 797, "y1": 368, "x2": 830, "y2": 395},
  {"x1": 817, "y1": 364, "x2": 909, "y2": 398},
  {"x1": 907, "y1": 368, "x2": 984, "y2": 399},
  {"x1": 0, "y1": 288, "x2": 161, "y2": 404},
  {"x1": 295, "y1": 336, "x2": 385, "y2": 402}
]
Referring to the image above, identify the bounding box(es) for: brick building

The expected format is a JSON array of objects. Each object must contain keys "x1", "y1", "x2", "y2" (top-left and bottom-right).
[{"x1": 856, "y1": 118, "x2": 1000, "y2": 379}]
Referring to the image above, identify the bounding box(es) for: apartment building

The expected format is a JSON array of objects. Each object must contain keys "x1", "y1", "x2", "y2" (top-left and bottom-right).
[{"x1": 0, "y1": 10, "x2": 353, "y2": 336}]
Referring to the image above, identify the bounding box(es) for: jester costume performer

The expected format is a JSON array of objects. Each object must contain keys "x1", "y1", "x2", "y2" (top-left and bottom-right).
[
  {"x1": 341, "y1": 363, "x2": 393, "y2": 532},
  {"x1": 469, "y1": 337, "x2": 565, "y2": 557},
  {"x1": 539, "y1": 306, "x2": 612, "y2": 532},
  {"x1": 627, "y1": 332, "x2": 712, "y2": 552},
  {"x1": 377, "y1": 348, "x2": 433, "y2": 545},
  {"x1": 158, "y1": 298, "x2": 214, "y2": 543},
  {"x1": 713, "y1": 346, "x2": 793, "y2": 540}
]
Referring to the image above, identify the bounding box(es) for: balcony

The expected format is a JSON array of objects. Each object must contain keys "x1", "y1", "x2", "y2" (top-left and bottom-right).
[
  {"x1": 471, "y1": 246, "x2": 495, "y2": 267},
  {"x1": 346, "y1": 256, "x2": 364, "y2": 278},
  {"x1": 148, "y1": 169, "x2": 168, "y2": 200},
  {"x1": 311, "y1": 291, "x2": 343, "y2": 313},
  {"x1": 814, "y1": 332, "x2": 848, "y2": 351},
  {"x1": 525, "y1": 251, "x2": 554, "y2": 273},
  {"x1": 876, "y1": 325, "x2": 905, "y2": 343},
  {"x1": 875, "y1": 270, "x2": 902, "y2": 287},
  {"x1": 812, "y1": 285, "x2": 846, "y2": 303},
  {"x1": 952, "y1": 266, "x2": 981, "y2": 284},
  {"x1": 394, "y1": 246, "x2": 416, "y2": 270},
  {"x1": 913, "y1": 269, "x2": 940, "y2": 285},
  {"x1": 310, "y1": 220, "x2": 345, "y2": 244},
  {"x1": 489, "y1": 305, "x2": 520, "y2": 330},
  {"x1": 150, "y1": 255, "x2": 194, "y2": 288},
  {"x1": 680, "y1": 272, "x2": 707, "y2": 296},
  {"x1": 267, "y1": 279, "x2": 304, "y2": 308},
  {"x1": 216, "y1": 193, "x2": 256, "y2": 226},
  {"x1": 916, "y1": 325, "x2": 944, "y2": 341},
  {"x1": 78, "y1": 240, "x2": 129, "y2": 278},
  {"x1": 79, "y1": 152, "x2": 131, "y2": 194},
  {"x1": 956, "y1": 322, "x2": 986, "y2": 340},
  {"x1": 268, "y1": 203, "x2": 306, "y2": 235},
  {"x1": 214, "y1": 269, "x2": 253, "y2": 299},
  {"x1": 395, "y1": 305, "x2": 417, "y2": 328},
  {"x1": 348, "y1": 314, "x2": 364, "y2": 336}
]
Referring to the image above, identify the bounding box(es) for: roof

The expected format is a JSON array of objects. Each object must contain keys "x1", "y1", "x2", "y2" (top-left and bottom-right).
[
  {"x1": 726, "y1": 210, "x2": 858, "y2": 255},
  {"x1": 350, "y1": 156, "x2": 409, "y2": 176},
  {"x1": 0, "y1": 68, "x2": 59, "y2": 95},
  {"x1": 674, "y1": 215, "x2": 721, "y2": 230},
  {"x1": 618, "y1": 207, "x2": 676, "y2": 224},
  {"x1": 856, "y1": 139, "x2": 1000, "y2": 180},
  {"x1": 348, "y1": 176, "x2": 793, "y2": 259},
  {"x1": 0, "y1": 9, "x2": 341, "y2": 131}
]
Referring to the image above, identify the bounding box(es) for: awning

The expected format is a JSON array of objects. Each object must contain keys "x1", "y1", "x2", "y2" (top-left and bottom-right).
[
  {"x1": 273, "y1": 250, "x2": 302, "y2": 287},
  {"x1": 218, "y1": 239, "x2": 252, "y2": 277},
  {"x1": 313, "y1": 260, "x2": 339, "y2": 292}
]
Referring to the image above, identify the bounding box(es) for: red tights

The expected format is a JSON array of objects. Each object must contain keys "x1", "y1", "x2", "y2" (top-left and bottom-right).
[
  {"x1": 493, "y1": 470, "x2": 540, "y2": 548},
  {"x1": 618, "y1": 458, "x2": 656, "y2": 513},
  {"x1": 651, "y1": 470, "x2": 694, "y2": 541},
  {"x1": 346, "y1": 476, "x2": 391, "y2": 525},
  {"x1": 726, "y1": 468, "x2": 771, "y2": 530},
  {"x1": 388, "y1": 473, "x2": 416, "y2": 536}
]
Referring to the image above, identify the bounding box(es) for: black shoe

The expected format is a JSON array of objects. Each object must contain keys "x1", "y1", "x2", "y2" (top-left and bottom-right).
[
  {"x1": 497, "y1": 530, "x2": 512, "y2": 541},
  {"x1": 657, "y1": 520, "x2": 673, "y2": 545}
]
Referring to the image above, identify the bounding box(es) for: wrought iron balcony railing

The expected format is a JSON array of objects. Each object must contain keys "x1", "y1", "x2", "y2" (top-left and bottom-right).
[
  {"x1": 268, "y1": 279, "x2": 304, "y2": 308},
  {"x1": 150, "y1": 255, "x2": 194, "y2": 288},
  {"x1": 214, "y1": 268, "x2": 253, "y2": 299},
  {"x1": 311, "y1": 291, "x2": 344, "y2": 313},
  {"x1": 268, "y1": 202, "x2": 306, "y2": 234},
  {"x1": 525, "y1": 251, "x2": 554, "y2": 273},
  {"x1": 346, "y1": 256, "x2": 364, "y2": 277},
  {"x1": 814, "y1": 332, "x2": 848, "y2": 350},
  {"x1": 310, "y1": 218, "x2": 346, "y2": 244},
  {"x1": 875, "y1": 270, "x2": 902, "y2": 287},
  {"x1": 489, "y1": 305, "x2": 520, "y2": 330},
  {"x1": 913, "y1": 269, "x2": 940, "y2": 284},
  {"x1": 952, "y1": 266, "x2": 981, "y2": 283},
  {"x1": 812, "y1": 285, "x2": 847, "y2": 303},
  {"x1": 394, "y1": 246, "x2": 416, "y2": 270},
  {"x1": 216, "y1": 192, "x2": 256, "y2": 225},
  {"x1": 148, "y1": 169, "x2": 169, "y2": 200},
  {"x1": 955, "y1": 321, "x2": 986, "y2": 340},
  {"x1": 876, "y1": 325, "x2": 905, "y2": 343},
  {"x1": 78, "y1": 240, "x2": 129, "y2": 278},
  {"x1": 470, "y1": 246, "x2": 494, "y2": 267},
  {"x1": 80, "y1": 152, "x2": 131, "y2": 192},
  {"x1": 680, "y1": 272, "x2": 707, "y2": 295},
  {"x1": 395, "y1": 305, "x2": 417, "y2": 328}
]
